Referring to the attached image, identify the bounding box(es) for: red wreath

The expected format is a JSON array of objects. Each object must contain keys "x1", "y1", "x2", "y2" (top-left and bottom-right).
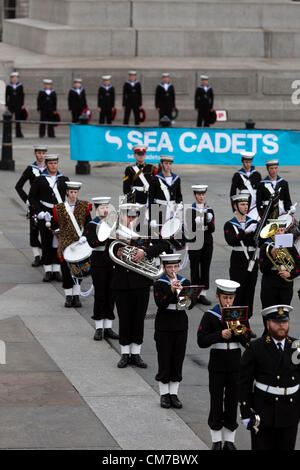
[
  {"x1": 20, "y1": 107, "x2": 29, "y2": 121},
  {"x1": 82, "y1": 107, "x2": 93, "y2": 123},
  {"x1": 111, "y1": 107, "x2": 117, "y2": 121},
  {"x1": 209, "y1": 109, "x2": 217, "y2": 125},
  {"x1": 139, "y1": 107, "x2": 146, "y2": 123},
  {"x1": 53, "y1": 112, "x2": 61, "y2": 127}
]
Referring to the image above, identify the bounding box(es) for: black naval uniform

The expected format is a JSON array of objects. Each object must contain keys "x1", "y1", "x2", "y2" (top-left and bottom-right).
[
  {"x1": 259, "y1": 238, "x2": 300, "y2": 308},
  {"x1": 123, "y1": 80, "x2": 142, "y2": 125},
  {"x1": 224, "y1": 216, "x2": 259, "y2": 319},
  {"x1": 29, "y1": 170, "x2": 69, "y2": 268},
  {"x1": 195, "y1": 84, "x2": 214, "y2": 127},
  {"x1": 68, "y1": 86, "x2": 87, "y2": 123},
  {"x1": 230, "y1": 166, "x2": 262, "y2": 211},
  {"x1": 155, "y1": 82, "x2": 175, "y2": 122},
  {"x1": 109, "y1": 236, "x2": 167, "y2": 347},
  {"x1": 85, "y1": 217, "x2": 115, "y2": 322},
  {"x1": 240, "y1": 335, "x2": 300, "y2": 450},
  {"x1": 15, "y1": 162, "x2": 45, "y2": 254},
  {"x1": 98, "y1": 84, "x2": 115, "y2": 124},
  {"x1": 148, "y1": 172, "x2": 183, "y2": 225},
  {"x1": 187, "y1": 202, "x2": 215, "y2": 290},
  {"x1": 154, "y1": 273, "x2": 194, "y2": 385},
  {"x1": 198, "y1": 303, "x2": 250, "y2": 432},
  {"x1": 123, "y1": 162, "x2": 157, "y2": 205},
  {"x1": 5, "y1": 80, "x2": 25, "y2": 137},
  {"x1": 256, "y1": 175, "x2": 293, "y2": 218},
  {"x1": 37, "y1": 88, "x2": 57, "y2": 137}
]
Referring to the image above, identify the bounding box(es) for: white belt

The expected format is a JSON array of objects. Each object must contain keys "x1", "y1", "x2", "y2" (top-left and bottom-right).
[
  {"x1": 255, "y1": 381, "x2": 299, "y2": 396},
  {"x1": 40, "y1": 200, "x2": 54, "y2": 209},
  {"x1": 211, "y1": 342, "x2": 240, "y2": 350},
  {"x1": 232, "y1": 246, "x2": 255, "y2": 252},
  {"x1": 167, "y1": 304, "x2": 178, "y2": 310},
  {"x1": 132, "y1": 186, "x2": 146, "y2": 192},
  {"x1": 154, "y1": 199, "x2": 175, "y2": 206},
  {"x1": 93, "y1": 246, "x2": 105, "y2": 252}
]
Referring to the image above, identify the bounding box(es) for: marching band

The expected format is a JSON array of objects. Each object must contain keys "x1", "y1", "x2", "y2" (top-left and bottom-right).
[{"x1": 16, "y1": 144, "x2": 300, "y2": 451}]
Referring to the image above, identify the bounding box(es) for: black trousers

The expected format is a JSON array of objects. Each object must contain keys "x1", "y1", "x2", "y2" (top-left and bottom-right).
[
  {"x1": 197, "y1": 108, "x2": 210, "y2": 127},
  {"x1": 38, "y1": 220, "x2": 60, "y2": 266},
  {"x1": 251, "y1": 424, "x2": 298, "y2": 450},
  {"x1": 123, "y1": 105, "x2": 139, "y2": 125},
  {"x1": 29, "y1": 216, "x2": 41, "y2": 248},
  {"x1": 114, "y1": 287, "x2": 150, "y2": 346},
  {"x1": 39, "y1": 111, "x2": 55, "y2": 137},
  {"x1": 61, "y1": 260, "x2": 75, "y2": 289},
  {"x1": 189, "y1": 243, "x2": 213, "y2": 290},
  {"x1": 91, "y1": 265, "x2": 115, "y2": 320},
  {"x1": 99, "y1": 107, "x2": 112, "y2": 124},
  {"x1": 208, "y1": 370, "x2": 239, "y2": 431},
  {"x1": 159, "y1": 106, "x2": 172, "y2": 122},
  {"x1": 9, "y1": 108, "x2": 23, "y2": 136},
  {"x1": 230, "y1": 260, "x2": 258, "y2": 319},
  {"x1": 154, "y1": 330, "x2": 187, "y2": 383},
  {"x1": 261, "y1": 274, "x2": 293, "y2": 309},
  {"x1": 71, "y1": 111, "x2": 82, "y2": 123}
]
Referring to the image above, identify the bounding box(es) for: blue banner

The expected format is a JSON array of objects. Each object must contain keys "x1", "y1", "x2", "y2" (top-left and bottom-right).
[{"x1": 70, "y1": 125, "x2": 300, "y2": 165}]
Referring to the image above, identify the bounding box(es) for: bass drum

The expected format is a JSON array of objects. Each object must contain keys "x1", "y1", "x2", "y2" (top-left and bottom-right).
[{"x1": 63, "y1": 241, "x2": 92, "y2": 278}]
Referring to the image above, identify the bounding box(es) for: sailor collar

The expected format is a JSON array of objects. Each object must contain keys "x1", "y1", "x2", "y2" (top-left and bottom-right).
[
  {"x1": 206, "y1": 304, "x2": 222, "y2": 320},
  {"x1": 127, "y1": 80, "x2": 138, "y2": 85},
  {"x1": 159, "y1": 82, "x2": 172, "y2": 87},
  {"x1": 192, "y1": 202, "x2": 211, "y2": 211},
  {"x1": 262, "y1": 175, "x2": 283, "y2": 184},
  {"x1": 156, "y1": 273, "x2": 186, "y2": 285},
  {"x1": 71, "y1": 87, "x2": 83, "y2": 92},
  {"x1": 229, "y1": 215, "x2": 253, "y2": 228},
  {"x1": 90, "y1": 216, "x2": 100, "y2": 225},
  {"x1": 237, "y1": 167, "x2": 256, "y2": 176},
  {"x1": 156, "y1": 172, "x2": 179, "y2": 184},
  {"x1": 198, "y1": 84, "x2": 211, "y2": 90},
  {"x1": 42, "y1": 88, "x2": 54, "y2": 93},
  {"x1": 101, "y1": 84, "x2": 112, "y2": 89},
  {"x1": 8, "y1": 82, "x2": 22, "y2": 88},
  {"x1": 41, "y1": 169, "x2": 63, "y2": 178}
]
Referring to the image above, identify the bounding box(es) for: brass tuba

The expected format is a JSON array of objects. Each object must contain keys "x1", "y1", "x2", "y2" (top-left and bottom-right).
[
  {"x1": 260, "y1": 222, "x2": 295, "y2": 282},
  {"x1": 108, "y1": 239, "x2": 164, "y2": 280}
]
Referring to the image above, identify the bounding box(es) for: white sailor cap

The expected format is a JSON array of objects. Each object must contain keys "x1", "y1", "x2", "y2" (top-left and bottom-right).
[
  {"x1": 162, "y1": 72, "x2": 170, "y2": 77},
  {"x1": 266, "y1": 159, "x2": 279, "y2": 166},
  {"x1": 159, "y1": 253, "x2": 182, "y2": 265},
  {"x1": 261, "y1": 304, "x2": 292, "y2": 321},
  {"x1": 92, "y1": 197, "x2": 111, "y2": 206},
  {"x1": 10, "y1": 72, "x2": 19, "y2": 77},
  {"x1": 241, "y1": 151, "x2": 255, "y2": 160},
  {"x1": 45, "y1": 154, "x2": 59, "y2": 161},
  {"x1": 73, "y1": 78, "x2": 82, "y2": 83},
  {"x1": 102, "y1": 75, "x2": 112, "y2": 80},
  {"x1": 34, "y1": 145, "x2": 48, "y2": 152},
  {"x1": 215, "y1": 279, "x2": 240, "y2": 294},
  {"x1": 132, "y1": 144, "x2": 148, "y2": 153},
  {"x1": 128, "y1": 70, "x2": 137, "y2": 75},
  {"x1": 231, "y1": 190, "x2": 251, "y2": 202},
  {"x1": 191, "y1": 185, "x2": 208, "y2": 193},
  {"x1": 200, "y1": 74, "x2": 209, "y2": 80},
  {"x1": 66, "y1": 181, "x2": 82, "y2": 190},
  {"x1": 119, "y1": 203, "x2": 143, "y2": 216},
  {"x1": 43, "y1": 79, "x2": 53, "y2": 84},
  {"x1": 160, "y1": 155, "x2": 175, "y2": 162},
  {"x1": 267, "y1": 218, "x2": 286, "y2": 227}
]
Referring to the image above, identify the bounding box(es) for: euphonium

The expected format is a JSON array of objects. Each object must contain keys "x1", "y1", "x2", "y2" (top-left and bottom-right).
[
  {"x1": 173, "y1": 272, "x2": 191, "y2": 311},
  {"x1": 226, "y1": 320, "x2": 247, "y2": 336},
  {"x1": 260, "y1": 222, "x2": 295, "y2": 282},
  {"x1": 108, "y1": 240, "x2": 164, "y2": 281}
]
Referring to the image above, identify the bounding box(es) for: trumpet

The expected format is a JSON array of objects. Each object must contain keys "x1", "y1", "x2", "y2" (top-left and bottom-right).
[
  {"x1": 226, "y1": 320, "x2": 247, "y2": 336},
  {"x1": 173, "y1": 272, "x2": 191, "y2": 311}
]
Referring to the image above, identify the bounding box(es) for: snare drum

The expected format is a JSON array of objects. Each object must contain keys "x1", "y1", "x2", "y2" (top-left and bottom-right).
[{"x1": 63, "y1": 241, "x2": 92, "y2": 278}]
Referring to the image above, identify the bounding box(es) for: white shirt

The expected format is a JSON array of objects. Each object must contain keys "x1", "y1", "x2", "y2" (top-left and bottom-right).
[
  {"x1": 165, "y1": 176, "x2": 173, "y2": 186},
  {"x1": 272, "y1": 337, "x2": 286, "y2": 349}
]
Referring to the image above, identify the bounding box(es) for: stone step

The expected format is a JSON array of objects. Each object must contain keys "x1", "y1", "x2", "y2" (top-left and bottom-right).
[{"x1": 4, "y1": 18, "x2": 300, "y2": 58}]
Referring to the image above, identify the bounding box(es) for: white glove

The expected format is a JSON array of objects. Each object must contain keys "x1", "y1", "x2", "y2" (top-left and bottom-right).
[
  {"x1": 37, "y1": 211, "x2": 46, "y2": 220},
  {"x1": 242, "y1": 418, "x2": 250, "y2": 428},
  {"x1": 246, "y1": 223, "x2": 257, "y2": 233},
  {"x1": 79, "y1": 236, "x2": 87, "y2": 244},
  {"x1": 150, "y1": 219, "x2": 158, "y2": 228},
  {"x1": 195, "y1": 216, "x2": 201, "y2": 225},
  {"x1": 44, "y1": 212, "x2": 52, "y2": 222},
  {"x1": 289, "y1": 205, "x2": 296, "y2": 214},
  {"x1": 206, "y1": 213, "x2": 213, "y2": 223},
  {"x1": 26, "y1": 199, "x2": 30, "y2": 207},
  {"x1": 176, "y1": 201, "x2": 184, "y2": 211}
]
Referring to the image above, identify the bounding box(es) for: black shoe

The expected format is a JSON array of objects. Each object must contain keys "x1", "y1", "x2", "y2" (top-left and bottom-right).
[
  {"x1": 223, "y1": 441, "x2": 237, "y2": 451},
  {"x1": 249, "y1": 331, "x2": 257, "y2": 339},
  {"x1": 117, "y1": 354, "x2": 130, "y2": 368},
  {"x1": 211, "y1": 441, "x2": 222, "y2": 451},
  {"x1": 130, "y1": 354, "x2": 148, "y2": 368},
  {"x1": 52, "y1": 272, "x2": 62, "y2": 282},
  {"x1": 16, "y1": 133, "x2": 24, "y2": 138},
  {"x1": 104, "y1": 328, "x2": 119, "y2": 340},
  {"x1": 72, "y1": 295, "x2": 82, "y2": 308},
  {"x1": 198, "y1": 295, "x2": 211, "y2": 306},
  {"x1": 64, "y1": 296, "x2": 73, "y2": 308},
  {"x1": 31, "y1": 256, "x2": 41, "y2": 267},
  {"x1": 170, "y1": 394, "x2": 183, "y2": 408},
  {"x1": 93, "y1": 328, "x2": 103, "y2": 341},
  {"x1": 160, "y1": 394, "x2": 171, "y2": 409},
  {"x1": 43, "y1": 272, "x2": 52, "y2": 282}
]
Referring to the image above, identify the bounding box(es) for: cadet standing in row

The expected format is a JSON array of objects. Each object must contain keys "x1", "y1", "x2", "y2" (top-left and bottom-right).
[
  {"x1": 98, "y1": 75, "x2": 115, "y2": 125},
  {"x1": 195, "y1": 75, "x2": 214, "y2": 128},
  {"x1": 123, "y1": 71, "x2": 142, "y2": 125},
  {"x1": 5, "y1": 71, "x2": 25, "y2": 138},
  {"x1": 68, "y1": 78, "x2": 88, "y2": 123},
  {"x1": 155, "y1": 73, "x2": 176, "y2": 124},
  {"x1": 37, "y1": 79, "x2": 57, "y2": 138}
]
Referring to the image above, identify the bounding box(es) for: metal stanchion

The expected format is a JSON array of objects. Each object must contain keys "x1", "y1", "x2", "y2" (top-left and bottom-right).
[
  {"x1": 75, "y1": 113, "x2": 91, "y2": 175},
  {"x1": 0, "y1": 110, "x2": 15, "y2": 171}
]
